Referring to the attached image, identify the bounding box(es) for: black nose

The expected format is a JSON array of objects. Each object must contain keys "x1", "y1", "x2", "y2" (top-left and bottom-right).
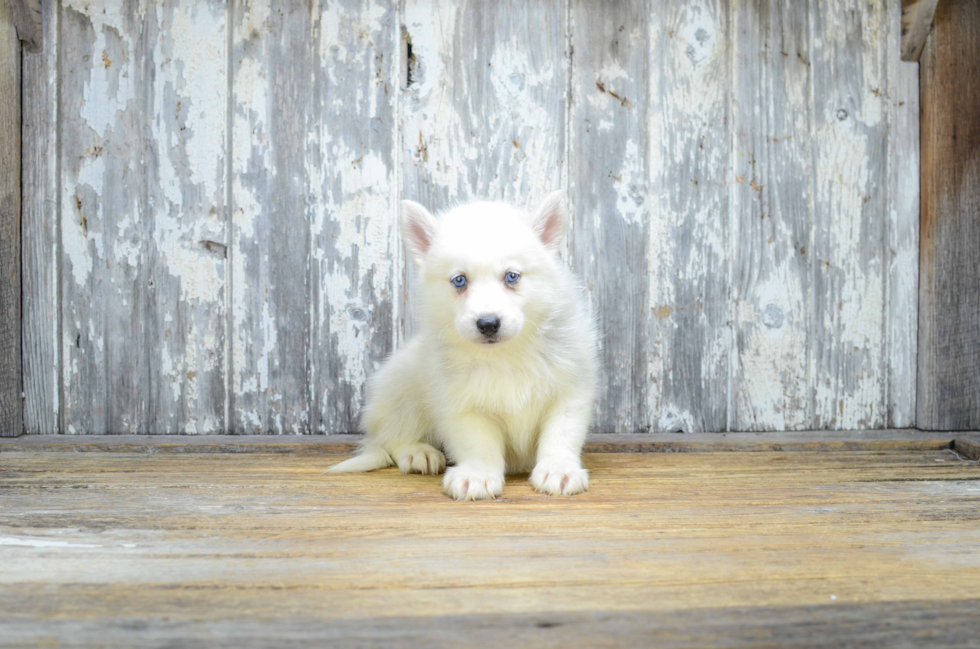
[{"x1": 476, "y1": 316, "x2": 501, "y2": 336}]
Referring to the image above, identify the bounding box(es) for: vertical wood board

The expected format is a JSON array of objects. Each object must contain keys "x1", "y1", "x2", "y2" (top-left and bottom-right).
[
  {"x1": 21, "y1": 0, "x2": 59, "y2": 433},
  {"x1": 60, "y1": 0, "x2": 147, "y2": 434},
  {"x1": 886, "y1": 0, "x2": 919, "y2": 429},
  {"x1": 646, "y1": 0, "x2": 731, "y2": 432},
  {"x1": 310, "y1": 0, "x2": 399, "y2": 434},
  {"x1": 569, "y1": 0, "x2": 652, "y2": 433},
  {"x1": 142, "y1": 1, "x2": 228, "y2": 433},
  {"x1": 1, "y1": 0, "x2": 22, "y2": 437},
  {"x1": 810, "y1": 0, "x2": 890, "y2": 430},
  {"x1": 17, "y1": 0, "x2": 923, "y2": 433},
  {"x1": 231, "y1": 0, "x2": 314, "y2": 433},
  {"x1": 917, "y1": 0, "x2": 980, "y2": 430},
  {"x1": 731, "y1": 0, "x2": 814, "y2": 431}
]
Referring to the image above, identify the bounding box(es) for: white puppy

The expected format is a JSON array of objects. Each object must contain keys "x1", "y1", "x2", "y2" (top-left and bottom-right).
[{"x1": 329, "y1": 191, "x2": 598, "y2": 501}]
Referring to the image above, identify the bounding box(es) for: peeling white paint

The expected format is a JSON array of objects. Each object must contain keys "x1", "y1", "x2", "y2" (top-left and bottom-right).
[
  {"x1": 66, "y1": 0, "x2": 136, "y2": 140},
  {"x1": 38, "y1": 0, "x2": 919, "y2": 435}
]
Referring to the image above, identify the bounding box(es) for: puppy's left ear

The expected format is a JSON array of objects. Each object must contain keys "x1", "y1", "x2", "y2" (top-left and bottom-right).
[{"x1": 530, "y1": 190, "x2": 567, "y2": 251}]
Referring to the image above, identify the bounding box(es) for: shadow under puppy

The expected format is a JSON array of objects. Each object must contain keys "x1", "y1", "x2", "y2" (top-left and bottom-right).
[{"x1": 329, "y1": 191, "x2": 598, "y2": 501}]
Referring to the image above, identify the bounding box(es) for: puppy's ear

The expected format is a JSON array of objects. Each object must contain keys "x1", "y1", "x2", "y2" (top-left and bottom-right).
[
  {"x1": 530, "y1": 190, "x2": 567, "y2": 251},
  {"x1": 401, "y1": 200, "x2": 438, "y2": 265}
]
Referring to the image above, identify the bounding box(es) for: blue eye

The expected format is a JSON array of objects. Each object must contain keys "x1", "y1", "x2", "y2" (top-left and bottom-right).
[
  {"x1": 451, "y1": 274, "x2": 467, "y2": 288},
  {"x1": 504, "y1": 271, "x2": 521, "y2": 285}
]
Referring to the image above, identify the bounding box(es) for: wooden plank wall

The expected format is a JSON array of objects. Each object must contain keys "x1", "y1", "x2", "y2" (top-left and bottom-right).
[
  {"x1": 19, "y1": 0, "x2": 920, "y2": 434},
  {"x1": 917, "y1": 0, "x2": 980, "y2": 430},
  {"x1": 1, "y1": 0, "x2": 22, "y2": 436},
  {"x1": 21, "y1": 0, "x2": 58, "y2": 436}
]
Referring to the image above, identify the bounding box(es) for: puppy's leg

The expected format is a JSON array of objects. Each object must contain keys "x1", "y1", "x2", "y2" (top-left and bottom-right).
[
  {"x1": 329, "y1": 340, "x2": 445, "y2": 474},
  {"x1": 441, "y1": 414, "x2": 506, "y2": 501},
  {"x1": 530, "y1": 395, "x2": 591, "y2": 496}
]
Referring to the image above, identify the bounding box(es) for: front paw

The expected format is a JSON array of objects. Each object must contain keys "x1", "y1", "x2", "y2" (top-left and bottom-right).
[
  {"x1": 529, "y1": 462, "x2": 589, "y2": 496},
  {"x1": 394, "y1": 443, "x2": 446, "y2": 475},
  {"x1": 443, "y1": 464, "x2": 504, "y2": 501}
]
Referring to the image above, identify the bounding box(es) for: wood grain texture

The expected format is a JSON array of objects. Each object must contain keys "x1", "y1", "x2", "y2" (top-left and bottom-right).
[
  {"x1": 731, "y1": 1, "x2": 919, "y2": 432},
  {"x1": 569, "y1": 0, "x2": 651, "y2": 434},
  {"x1": 917, "y1": 0, "x2": 980, "y2": 431},
  {"x1": 0, "y1": 448, "x2": 978, "y2": 644},
  {"x1": 953, "y1": 438, "x2": 980, "y2": 461},
  {"x1": 4, "y1": 429, "x2": 974, "y2": 454},
  {"x1": 810, "y1": 0, "x2": 891, "y2": 430},
  {"x1": 400, "y1": 0, "x2": 567, "y2": 335},
  {"x1": 570, "y1": 0, "x2": 730, "y2": 433},
  {"x1": 310, "y1": 0, "x2": 398, "y2": 433},
  {"x1": 650, "y1": 0, "x2": 731, "y2": 433},
  {"x1": 4, "y1": 599, "x2": 977, "y2": 647},
  {"x1": 143, "y1": 1, "x2": 228, "y2": 433},
  {"x1": 19, "y1": 0, "x2": 923, "y2": 434},
  {"x1": 731, "y1": 1, "x2": 813, "y2": 431},
  {"x1": 900, "y1": 0, "x2": 939, "y2": 62},
  {"x1": 0, "y1": 0, "x2": 21, "y2": 437},
  {"x1": 886, "y1": 0, "x2": 919, "y2": 428},
  {"x1": 59, "y1": 1, "x2": 147, "y2": 434},
  {"x1": 21, "y1": 0, "x2": 59, "y2": 434},
  {"x1": 230, "y1": 0, "x2": 314, "y2": 434},
  {"x1": 7, "y1": 0, "x2": 42, "y2": 52}
]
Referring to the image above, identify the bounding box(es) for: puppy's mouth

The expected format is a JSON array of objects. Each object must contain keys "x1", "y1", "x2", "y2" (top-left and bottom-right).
[{"x1": 481, "y1": 337, "x2": 500, "y2": 345}]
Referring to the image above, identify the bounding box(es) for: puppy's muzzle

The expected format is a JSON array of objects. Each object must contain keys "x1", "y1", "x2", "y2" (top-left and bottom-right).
[{"x1": 476, "y1": 315, "x2": 501, "y2": 339}]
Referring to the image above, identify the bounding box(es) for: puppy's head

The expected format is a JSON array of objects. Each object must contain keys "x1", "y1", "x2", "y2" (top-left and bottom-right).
[{"x1": 402, "y1": 191, "x2": 567, "y2": 348}]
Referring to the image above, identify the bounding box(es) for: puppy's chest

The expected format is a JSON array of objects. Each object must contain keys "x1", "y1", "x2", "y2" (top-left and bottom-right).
[{"x1": 459, "y1": 358, "x2": 553, "y2": 415}]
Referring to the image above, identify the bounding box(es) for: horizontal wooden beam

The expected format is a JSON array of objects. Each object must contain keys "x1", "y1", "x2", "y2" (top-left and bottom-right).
[
  {"x1": 2, "y1": 431, "x2": 978, "y2": 455},
  {"x1": 902, "y1": 0, "x2": 941, "y2": 61}
]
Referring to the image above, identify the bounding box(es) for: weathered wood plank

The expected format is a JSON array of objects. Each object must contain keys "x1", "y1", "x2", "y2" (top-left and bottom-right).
[
  {"x1": 143, "y1": 1, "x2": 228, "y2": 433},
  {"x1": 59, "y1": 1, "x2": 148, "y2": 434},
  {"x1": 900, "y1": 0, "x2": 939, "y2": 62},
  {"x1": 3, "y1": 429, "x2": 972, "y2": 455},
  {"x1": 16, "y1": 0, "x2": 925, "y2": 435},
  {"x1": 21, "y1": 0, "x2": 59, "y2": 434},
  {"x1": 400, "y1": 0, "x2": 567, "y2": 335},
  {"x1": 5, "y1": 599, "x2": 978, "y2": 647},
  {"x1": 731, "y1": 1, "x2": 813, "y2": 431},
  {"x1": 0, "y1": 0, "x2": 21, "y2": 437},
  {"x1": 310, "y1": 0, "x2": 398, "y2": 434},
  {"x1": 917, "y1": 0, "x2": 980, "y2": 431},
  {"x1": 571, "y1": 0, "x2": 731, "y2": 434},
  {"x1": 953, "y1": 438, "x2": 980, "y2": 461},
  {"x1": 7, "y1": 0, "x2": 41, "y2": 52},
  {"x1": 231, "y1": 0, "x2": 313, "y2": 433},
  {"x1": 569, "y1": 0, "x2": 652, "y2": 434},
  {"x1": 649, "y1": 0, "x2": 731, "y2": 431},
  {"x1": 0, "y1": 449, "x2": 978, "y2": 644},
  {"x1": 810, "y1": 0, "x2": 890, "y2": 429},
  {"x1": 886, "y1": 0, "x2": 920, "y2": 428}
]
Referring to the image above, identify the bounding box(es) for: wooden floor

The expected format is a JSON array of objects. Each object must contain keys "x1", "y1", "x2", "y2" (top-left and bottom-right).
[{"x1": 1, "y1": 436, "x2": 979, "y2": 647}]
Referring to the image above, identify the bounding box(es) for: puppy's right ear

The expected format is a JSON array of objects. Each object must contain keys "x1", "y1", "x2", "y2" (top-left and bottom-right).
[{"x1": 401, "y1": 200, "x2": 438, "y2": 265}]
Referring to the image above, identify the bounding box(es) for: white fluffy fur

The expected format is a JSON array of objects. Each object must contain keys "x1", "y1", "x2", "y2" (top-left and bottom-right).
[{"x1": 329, "y1": 191, "x2": 598, "y2": 501}]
